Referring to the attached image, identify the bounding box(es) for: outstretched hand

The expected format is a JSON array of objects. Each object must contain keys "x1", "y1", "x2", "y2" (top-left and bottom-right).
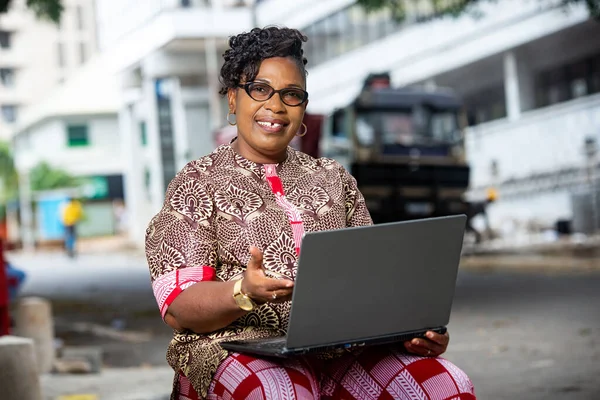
[{"x1": 241, "y1": 247, "x2": 294, "y2": 304}]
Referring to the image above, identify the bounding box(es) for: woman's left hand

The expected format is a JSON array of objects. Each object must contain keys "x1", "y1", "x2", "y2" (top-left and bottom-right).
[{"x1": 404, "y1": 330, "x2": 449, "y2": 357}]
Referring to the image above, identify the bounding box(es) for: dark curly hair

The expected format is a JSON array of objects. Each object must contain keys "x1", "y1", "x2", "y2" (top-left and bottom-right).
[{"x1": 219, "y1": 27, "x2": 308, "y2": 96}]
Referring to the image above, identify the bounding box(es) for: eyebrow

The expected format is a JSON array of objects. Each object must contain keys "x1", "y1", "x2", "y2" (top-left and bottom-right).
[{"x1": 254, "y1": 78, "x2": 304, "y2": 89}]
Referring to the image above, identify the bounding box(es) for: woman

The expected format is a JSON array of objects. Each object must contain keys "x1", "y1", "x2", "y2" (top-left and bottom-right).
[{"x1": 145, "y1": 27, "x2": 476, "y2": 400}]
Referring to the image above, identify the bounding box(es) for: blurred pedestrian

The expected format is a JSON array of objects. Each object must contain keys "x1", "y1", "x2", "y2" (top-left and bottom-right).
[
  {"x1": 466, "y1": 188, "x2": 498, "y2": 243},
  {"x1": 113, "y1": 199, "x2": 128, "y2": 234},
  {"x1": 60, "y1": 197, "x2": 83, "y2": 257}
]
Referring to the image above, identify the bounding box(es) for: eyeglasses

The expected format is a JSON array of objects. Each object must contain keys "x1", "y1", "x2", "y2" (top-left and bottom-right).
[{"x1": 239, "y1": 82, "x2": 308, "y2": 107}]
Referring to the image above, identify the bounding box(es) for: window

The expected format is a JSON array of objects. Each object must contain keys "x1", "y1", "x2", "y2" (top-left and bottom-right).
[
  {"x1": 338, "y1": 8, "x2": 357, "y2": 54},
  {"x1": 367, "y1": 8, "x2": 389, "y2": 42},
  {"x1": 299, "y1": 4, "x2": 415, "y2": 68},
  {"x1": 592, "y1": 54, "x2": 600, "y2": 94},
  {"x1": 0, "y1": 31, "x2": 12, "y2": 49},
  {"x1": 324, "y1": 12, "x2": 344, "y2": 59},
  {"x1": 464, "y1": 85, "x2": 506, "y2": 126},
  {"x1": 79, "y1": 42, "x2": 87, "y2": 64},
  {"x1": 180, "y1": 0, "x2": 192, "y2": 6},
  {"x1": 76, "y1": 6, "x2": 85, "y2": 30},
  {"x1": 1, "y1": 105, "x2": 17, "y2": 123},
  {"x1": 567, "y1": 60, "x2": 590, "y2": 99},
  {"x1": 67, "y1": 124, "x2": 89, "y2": 147},
  {"x1": 140, "y1": 121, "x2": 147, "y2": 146},
  {"x1": 57, "y1": 42, "x2": 65, "y2": 67},
  {"x1": 535, "y1": 52, "x2": 600, "y2": 107},
  {"x1": 0, "y1": 68, "x2": 15, "y2": 88},
  {"x1": 144, "y1": 167, "x2": 151, "y2": 200},
  {"x1": 348, "y1": 6, "x2": 369, "y2": 50},
  {"x1": 311, "y1": 19, "x2": 329, "y2": 66},
  {"x1": 302, "y1": 25, "x2": 316, "y2": 66}
]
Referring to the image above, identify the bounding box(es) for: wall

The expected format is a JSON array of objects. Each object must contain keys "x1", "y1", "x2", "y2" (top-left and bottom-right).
[
  {"x1": 0, "y1": 5, "x2": 56, "y2": 138},
  {"x1": 0, "y1": 0, "x2": 98, "y2": 139},
  {"x1": 256, "y1": 0, "x2": 355, "y2": 31},
  {"x1": 466, "y1": 93, "x2": 600, "y2": 189},
  {"x1": 14, "y1": 115, "x2": 122, "y2": 176},
  {"x1": 185, "y1": 103, "x2": 212, "y2": 160},
  {"x1": 301, "y1": 1, "x2": 589, "y2": 113},
  {"x1": 95, "y1": 2, "x2": 251, "y2": 74},
  {"x1": 465, "y1": 94, "x2": 600, "y2": 229}
]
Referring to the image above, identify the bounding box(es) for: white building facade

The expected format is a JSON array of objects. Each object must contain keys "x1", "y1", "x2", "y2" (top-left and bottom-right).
[
  {"x1": 10, "y1": 54, "x2": 122, "y2": 248},
  {"x1": 0, "y1": 0, "x2": 98, "y2": 139},
  {"x1": 94, "y1": 0, "x2": 260, "y2": 245},
  {"x1": 94, "y1": 0, "x2": 600, "y2": 245},
  {"x1": 284, "y1": 0, "x2": 600, "y2": 235}
]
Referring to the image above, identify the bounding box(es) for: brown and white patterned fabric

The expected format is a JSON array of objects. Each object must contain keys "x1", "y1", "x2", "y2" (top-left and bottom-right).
[{"x1": 145, "y1": 144, "x2": 373, "y2": 398}]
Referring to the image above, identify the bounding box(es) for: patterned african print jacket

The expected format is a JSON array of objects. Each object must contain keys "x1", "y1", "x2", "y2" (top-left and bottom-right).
[{"x1": 145, "y1": 144, "x2": 373, "y2": 398}]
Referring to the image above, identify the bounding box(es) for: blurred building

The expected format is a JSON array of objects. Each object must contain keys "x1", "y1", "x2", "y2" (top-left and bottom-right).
[
  {"x1": 0, "y1": 0, "x2": 98, "y2": 139},
  {"x1": 10, "y1": 55, "x2": 121, "y2": 246},
  {"x1": 92, "y1": 0, "x2": 264, "y2": 246},
  {"x1": 286, "y1": 0, "x2": 599, "y2": 237},
  {"x1": 81, "y1": 0, "x2": 600, "y2": 245}
]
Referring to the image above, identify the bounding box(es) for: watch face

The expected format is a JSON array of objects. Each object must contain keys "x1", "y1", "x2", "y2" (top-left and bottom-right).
[{"x1": 235, "y1": 295, "x2": 255, "y2": 311}]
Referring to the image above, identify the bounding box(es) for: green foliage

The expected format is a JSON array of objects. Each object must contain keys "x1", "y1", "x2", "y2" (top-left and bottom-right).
[
  {"x1": 3, "y1": 0, "x2": 598, "y2": 26},
  {"x1": 0, "y1": 141, "x2": 18, "y2": 202},
  {"x1": 26, "y1": 0, "x2": 64, "y2": 24},
  {"x1": 0, "y1": 0, "x2": 64, "y2": 24},
  {"x1": 29, "y1": 161, "x2": 80, "y2": 192}
]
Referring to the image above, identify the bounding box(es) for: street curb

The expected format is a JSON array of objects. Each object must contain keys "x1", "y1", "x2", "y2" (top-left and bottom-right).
[{"x1": 459, "y1": 255, "x2": 600, "y2": 274}]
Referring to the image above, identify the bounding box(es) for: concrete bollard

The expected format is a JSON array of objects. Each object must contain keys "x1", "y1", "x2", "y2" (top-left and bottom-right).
[
  {"x1": 0, "y1": 336, "x2": 43, "y2": 400},
  {"x1": 14, "y1": 297, "x2": 56, "y2": 374}
]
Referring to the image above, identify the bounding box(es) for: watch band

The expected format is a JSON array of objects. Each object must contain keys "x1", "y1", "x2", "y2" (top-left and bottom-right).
[
  {"x1": 233, "y1": 278, "x2": 244, "y2": 297},
  {"x1": 233, "y1": 278, "x2": 256, "y2": 311}
]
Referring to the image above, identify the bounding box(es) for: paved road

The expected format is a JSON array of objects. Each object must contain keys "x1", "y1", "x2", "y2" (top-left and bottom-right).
[
  {"x1": 8, "y1": 251, "x2": 156, "y2": 312},
  {"x1": 7, "y1": 251, "x2": 600, "y2": 399},
  {"x1": 446, "y1": 271, "x2": 600, "y2": 400}
]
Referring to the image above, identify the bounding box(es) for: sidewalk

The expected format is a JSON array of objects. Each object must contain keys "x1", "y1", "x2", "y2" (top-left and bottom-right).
[
  {"x1": 41, "y1": 366, "x2": 174, "y2": 400},
  {"x1": 6, "y1": 243, "x2": 154, "y2": 314},
  {"x1": 8, "y1": 233, "x2": 600, "y2": 399},
  {"x1": 13, "y1": 232, "x2": 600, "y2": 273},
  {"x1": 460, "y1": 253, "x2": 600, "y2": 273},
  {"x1": 462, "y1": 232, "x2": 600, "y2": 256},
  {"x1": 460, "y1": 233, "x2": 600, "y2": 273}
]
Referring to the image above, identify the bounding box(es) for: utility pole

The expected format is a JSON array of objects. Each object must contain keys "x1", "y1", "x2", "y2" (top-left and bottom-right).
[
  {"x1": 251, "y1": 0, "x2": 258, "y2": 28},
  {"x1": 206, "y1": 0, "x2": 223, "y2": 130},
  {"x1": 584, "y1": 137, "x2": 598, "y2": 233}
]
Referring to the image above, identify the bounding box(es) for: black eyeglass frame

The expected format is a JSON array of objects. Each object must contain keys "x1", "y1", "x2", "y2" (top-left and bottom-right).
[{"x1": 238, "y1": 82, "x2": 309, "y2": 107}]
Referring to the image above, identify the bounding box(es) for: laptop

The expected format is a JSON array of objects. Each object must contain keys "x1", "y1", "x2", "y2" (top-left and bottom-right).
[{"x1": 221, "y1": 214, "x2": 466, "y2": 358}]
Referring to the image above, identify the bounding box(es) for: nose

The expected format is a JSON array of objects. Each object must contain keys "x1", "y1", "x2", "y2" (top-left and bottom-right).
[{"x1": 264, "y1": 91, "x2": 286, "y2": 113}]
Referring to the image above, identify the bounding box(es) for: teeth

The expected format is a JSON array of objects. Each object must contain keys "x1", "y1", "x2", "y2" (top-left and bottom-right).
[{"x1": 258, "y1": 121, "x2": 283, "y2": 128}]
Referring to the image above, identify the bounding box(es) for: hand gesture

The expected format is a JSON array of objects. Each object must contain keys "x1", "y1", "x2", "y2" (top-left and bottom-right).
[{"x1": 241, "y1": 247, "x2": 294, "y2": 304}]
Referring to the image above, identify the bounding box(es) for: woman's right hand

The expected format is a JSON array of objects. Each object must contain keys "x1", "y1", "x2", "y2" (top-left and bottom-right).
[{"x1": 241, "y1": 246, "x2": 294, "y2": 304}]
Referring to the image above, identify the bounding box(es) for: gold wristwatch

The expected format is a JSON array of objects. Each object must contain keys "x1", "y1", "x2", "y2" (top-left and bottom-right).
[{"x1": 233, "y1": 279, "x2": 257, "y2": 311}]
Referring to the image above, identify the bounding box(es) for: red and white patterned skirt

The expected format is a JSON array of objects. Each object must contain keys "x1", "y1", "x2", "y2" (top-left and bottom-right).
[{"x1": 176, "y1": 346, "x2": 476, "y2": 400}]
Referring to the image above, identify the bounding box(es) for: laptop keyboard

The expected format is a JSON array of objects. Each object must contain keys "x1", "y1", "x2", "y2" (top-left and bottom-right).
[{"x1": 231, "y1": 337, "x2": 286, "y2": 350}]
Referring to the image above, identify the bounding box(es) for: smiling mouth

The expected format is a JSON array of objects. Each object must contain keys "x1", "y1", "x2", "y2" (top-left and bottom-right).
[{"x1": 257, "y1": 121, "x2": 284, "y2": 129}]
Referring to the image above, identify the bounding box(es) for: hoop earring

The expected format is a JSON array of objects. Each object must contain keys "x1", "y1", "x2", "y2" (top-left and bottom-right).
[
  {"x1": 296, "y1": 123, "x2": 307, "y2": 137},
  {"x1": 226, "y1": 112, "x2": 237, "y2": 126}
]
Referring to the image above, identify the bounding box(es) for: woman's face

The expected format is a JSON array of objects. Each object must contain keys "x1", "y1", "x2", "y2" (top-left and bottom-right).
[{"x1": 228, "y1": 57, "x2": 308, "y2": 162}]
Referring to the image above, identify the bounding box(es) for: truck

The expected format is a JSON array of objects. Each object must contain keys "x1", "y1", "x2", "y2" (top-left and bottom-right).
[{"x1": 320, "y1": 73, "x2": 471, "y2": 224}]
